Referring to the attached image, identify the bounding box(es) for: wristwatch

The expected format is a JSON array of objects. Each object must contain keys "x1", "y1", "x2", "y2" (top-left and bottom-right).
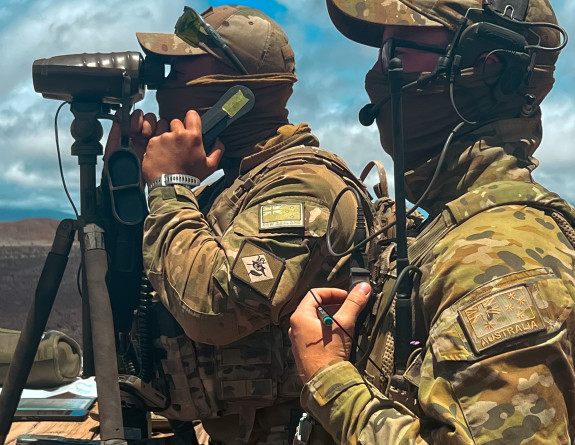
[{"x1": 147, "y1": 173, "x2": 200, "y2": 193}]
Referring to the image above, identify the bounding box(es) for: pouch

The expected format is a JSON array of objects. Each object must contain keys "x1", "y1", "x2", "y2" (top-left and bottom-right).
[{"x1": 0, "y1": 328, "x2": 82, "y2": 388}]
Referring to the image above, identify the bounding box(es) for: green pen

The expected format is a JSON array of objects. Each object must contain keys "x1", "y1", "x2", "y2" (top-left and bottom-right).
[{"x1": 317, "y1": 306, "x2": 333, "y2": 327}]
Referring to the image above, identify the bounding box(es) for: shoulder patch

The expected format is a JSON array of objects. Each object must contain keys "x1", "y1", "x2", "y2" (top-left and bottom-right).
[
  {"x1": 458, "y1": 285, "x2": 545, "y2": 354},
  {"x1": 259, "y1": 203, "x2": 304, "y2": 230},
  {"x1": 231, "y1": 240, "x2": 286, "y2": 300}
]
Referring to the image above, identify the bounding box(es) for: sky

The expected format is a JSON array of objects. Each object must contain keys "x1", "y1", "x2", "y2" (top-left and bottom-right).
[{"x1": 0, "y1": 0, "x2": 574, "y2": 221}]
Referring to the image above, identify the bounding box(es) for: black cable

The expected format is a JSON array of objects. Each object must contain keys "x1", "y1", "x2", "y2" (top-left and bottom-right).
[
  {"x1": 54, "y1": 101, "x2": 79, "y2": 219},
  {"x1": 450, "y1": 82, "x2": 478, "y2": 125},
  {"x1": 326, "y1": 186, "x2": 365, "y2": 257},
  {"x1": 57, "y1": 101, "x2": 84, "y2": 300},
  {"x1": 76, "y1": 260, "x2": 83, "y2": 302},
  {"x1": 137, "y1": 274, "x2": 155, "y2": 382},
  {"x1": 509, "y1": 21, "x2": 567, "y2": 52}
]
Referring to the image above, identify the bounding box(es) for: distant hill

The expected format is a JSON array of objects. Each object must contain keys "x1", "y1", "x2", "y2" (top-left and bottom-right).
[
  {"x1": 0, "y1": 217, "x2": 64, "y2": 246},
  {"x1": 0, "y1": 218, "x2": 82, "y2": 345}
]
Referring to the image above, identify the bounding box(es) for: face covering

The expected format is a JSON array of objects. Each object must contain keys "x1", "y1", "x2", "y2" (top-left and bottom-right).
[
  {"x1": 364, "y1": 63, "x2": 554, "y2": 170},
  {"x1": 156, "y1": 73, "x2": 297, "y2": 161}
]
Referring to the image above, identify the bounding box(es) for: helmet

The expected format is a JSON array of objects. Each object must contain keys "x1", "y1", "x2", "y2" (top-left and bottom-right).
[{"x1": 326, "y1": 0, "x2": 561, "y2": 65}]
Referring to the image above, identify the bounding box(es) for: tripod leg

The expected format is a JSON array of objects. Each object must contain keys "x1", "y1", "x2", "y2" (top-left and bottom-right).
[
  {"x1": 81, "y1": 223, "x2": 125, "y2": 442},
  {"x1": 0, "y1": 219, "x2": 76, "y2": 445}
]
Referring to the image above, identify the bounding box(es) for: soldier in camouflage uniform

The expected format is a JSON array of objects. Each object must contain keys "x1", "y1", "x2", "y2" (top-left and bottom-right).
[
  {"x1": 110, "y1": 5, "x2": 371, "y2": 445},
  {"x1": 289, "y1": 0, "x2": 575, "y2": 443}
]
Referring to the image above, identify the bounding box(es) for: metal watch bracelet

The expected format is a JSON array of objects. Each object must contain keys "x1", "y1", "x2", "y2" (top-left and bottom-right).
[{"x1": 147, "y1": 173, "x2": 200, "y2": 193}]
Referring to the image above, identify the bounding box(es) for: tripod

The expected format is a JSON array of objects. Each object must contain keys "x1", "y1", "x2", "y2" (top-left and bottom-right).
[
  {"x1": 0, "y1": 79, "x2": 256, "y2": 445},
  {"x1": 0, "y1": 101, "x2": 156, "y2": 445}
]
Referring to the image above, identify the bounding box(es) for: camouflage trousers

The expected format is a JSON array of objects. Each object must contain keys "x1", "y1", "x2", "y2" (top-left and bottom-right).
[{"x1": 201, "y1": 399, "x2": 335, "y2": 445}]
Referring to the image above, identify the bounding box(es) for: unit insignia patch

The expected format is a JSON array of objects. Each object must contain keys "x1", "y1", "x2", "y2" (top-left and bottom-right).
[{"x1": 232, "y1": 240, "x2": 286, "y2": 300}]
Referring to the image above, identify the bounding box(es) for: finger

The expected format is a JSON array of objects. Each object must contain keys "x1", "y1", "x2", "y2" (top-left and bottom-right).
[
  {"x1": 156, "y1": 119, "x2": 170, "y2": 136},
  {"x1": 130, "y1": 109, "x2": 144, "y2": 135},
  {"x1": 205, "y1": 139, "x2": 226, "y2": 171},
  {"x1": 184, "y1": 109, "x2": 201, "y2": 130},
  {"x1": 170, "y1": 118, "x2": 185, "y2": 132},
  {"x1": 141, "y1": 113, "x2": 158, "y2": 138},
  {"x1": 295, "y1": 288, "x2": 348, "y2": 320},
  {"x1": 310, "y1": 287, "x2": 352, "y2": 307},
  {"x1": 333, "y1": 282, "x2": 371, "y2": 325}
]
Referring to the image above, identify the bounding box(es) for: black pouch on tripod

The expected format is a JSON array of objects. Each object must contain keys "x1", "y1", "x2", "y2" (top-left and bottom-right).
[{"x1": 0, "y1": 328, "x2": 82, "y2": 389}]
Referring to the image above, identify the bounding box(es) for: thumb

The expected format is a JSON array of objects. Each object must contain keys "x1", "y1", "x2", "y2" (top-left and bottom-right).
[{"x1": 334, "y1": 282, "x2": 371, "y2": 327}]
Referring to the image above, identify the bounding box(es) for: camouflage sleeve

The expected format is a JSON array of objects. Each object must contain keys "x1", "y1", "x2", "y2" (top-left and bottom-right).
[
  {"x1": 301, "y1": 361, "x2": 427, "y2": 445},
  {"x1": 302, "y1": 205, "x2": 575, "y2": 444},
  {"x1": 303, "y1": 310, "x2": 574, "y2": 444},
  {"x1": 419, "y1": 204, "x2": 575, "y2": 443},
  {"x1": 143, "y1": 164, "x2": 357, "y2": 345}
]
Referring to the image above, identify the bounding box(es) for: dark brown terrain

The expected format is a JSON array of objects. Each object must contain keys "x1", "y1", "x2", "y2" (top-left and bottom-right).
[{"x1": 0, "y1": 218, "x2": 83, "y2": 344}]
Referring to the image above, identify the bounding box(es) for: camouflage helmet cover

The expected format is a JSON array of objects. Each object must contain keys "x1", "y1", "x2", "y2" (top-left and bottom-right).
[{"x1": 326, "y1": 0, "x2": 560, "y2": 58}]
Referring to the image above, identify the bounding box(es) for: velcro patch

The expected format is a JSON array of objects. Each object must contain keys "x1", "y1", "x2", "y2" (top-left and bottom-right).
[
  {"x1": 231, "y1": 241, "x2": 285, "y2": 300},
  {"x1": 259, "y1": 203, "x2": 304, "y2": 230},
  {"x1": 458, "y1": 285, "x2": 545, "y2": 354}
]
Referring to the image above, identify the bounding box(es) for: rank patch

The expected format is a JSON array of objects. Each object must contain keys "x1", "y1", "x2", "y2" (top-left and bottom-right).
[
  {"x1": 259, "y1": 203, "x2": 304, "y2": 230},
  {"x1": 232, "y1": 241, "x2": 285, "y2": 300},
  {"x1": 458, "y1": 285, "x2": 545, "y2": 354}
]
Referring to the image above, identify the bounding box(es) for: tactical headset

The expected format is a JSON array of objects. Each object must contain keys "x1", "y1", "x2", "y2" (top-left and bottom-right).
[{"x1": 359, "y1": 0, "x2": 567, "y2": 126}]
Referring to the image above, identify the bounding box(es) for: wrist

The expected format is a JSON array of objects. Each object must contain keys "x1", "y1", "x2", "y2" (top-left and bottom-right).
[{"x1": 147, "y1": 173, "x2": 200, "y2": 193}]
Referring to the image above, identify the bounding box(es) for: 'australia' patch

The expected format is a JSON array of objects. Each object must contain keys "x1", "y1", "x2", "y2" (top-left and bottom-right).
[
  {"x1": 259, "y1": 203, "x2": 304, "y2": 230},
  {"x1": 231, "y1": 240, "x2": 285, "y2": 300},
  {"x1": 458, "y1": 285, "x2": 545, "y2": 354}
]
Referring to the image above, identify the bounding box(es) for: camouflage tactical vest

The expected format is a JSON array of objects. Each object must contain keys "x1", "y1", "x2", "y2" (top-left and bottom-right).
[
  {"x1": 151, "y1": 145, "x2": 375, "y2": 422},
  {"x1": 363, "y1": 180, "x2": 575, "y2": 412}
]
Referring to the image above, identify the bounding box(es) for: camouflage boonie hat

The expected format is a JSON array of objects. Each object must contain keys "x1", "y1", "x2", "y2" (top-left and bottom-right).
[
  {"x1": 326, "y1": 0, "x2": 560, "y2": 53},
  {"x1": 137, "y1": 5, "x2": 295, "y2": 74}
]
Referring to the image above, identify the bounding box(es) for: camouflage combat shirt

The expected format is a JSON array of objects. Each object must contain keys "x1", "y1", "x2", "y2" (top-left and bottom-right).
[
  {"x1": 142, "y1": 123, "x2": 365, "y2": 442},
  {"x1": 143, "y1": 123, "x2": 360, "y2": 342},
  {"x1": 301, "y1": 117, "x2": 575, "y2": 444}
]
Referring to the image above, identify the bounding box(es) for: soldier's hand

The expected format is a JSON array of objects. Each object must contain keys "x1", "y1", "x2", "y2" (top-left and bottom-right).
[
  {"x1": 289, "y1": 283, "x2": 371, "y2": 383},
  {"x1": 142, "y1": 110, "x2": 225, "y2": 184},
  {"x1": 104, "y1": 109, "x2": 158, "y2": 164}
]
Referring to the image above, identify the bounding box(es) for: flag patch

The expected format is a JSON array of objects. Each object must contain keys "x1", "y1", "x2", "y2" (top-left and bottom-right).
[
  {"x1": 458, "y1": 285, "x2": 545, "y2": 354},
  {"x1": 259, "y1": 203, "x2": 304, "y2": 230}
]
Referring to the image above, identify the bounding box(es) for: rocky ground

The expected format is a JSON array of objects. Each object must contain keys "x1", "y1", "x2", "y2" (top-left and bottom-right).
[{"x1": 0, "y1": 218, "x2": 83, "y2": 345}]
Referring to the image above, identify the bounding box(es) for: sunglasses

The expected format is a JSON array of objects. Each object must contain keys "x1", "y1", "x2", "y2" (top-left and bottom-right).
[{"x1": 174, "y1": 6, "x2": 249, "y2": 75}]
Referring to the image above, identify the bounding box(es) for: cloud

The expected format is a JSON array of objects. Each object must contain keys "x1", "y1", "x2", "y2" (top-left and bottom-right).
[
  {"x1": 0, "y1": 0, "x2": 189, "y2": 215},
  {"x1": 0, "y1": 0, "x2": 574, "y2": 219},
  {"x1": 534, "y1": 96, "x2": 575, "y2": 203}
]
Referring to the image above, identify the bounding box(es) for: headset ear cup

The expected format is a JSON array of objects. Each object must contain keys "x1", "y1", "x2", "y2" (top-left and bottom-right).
[{"x1": 492, "y1": 55, "x2": 529, "y2": 102}]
